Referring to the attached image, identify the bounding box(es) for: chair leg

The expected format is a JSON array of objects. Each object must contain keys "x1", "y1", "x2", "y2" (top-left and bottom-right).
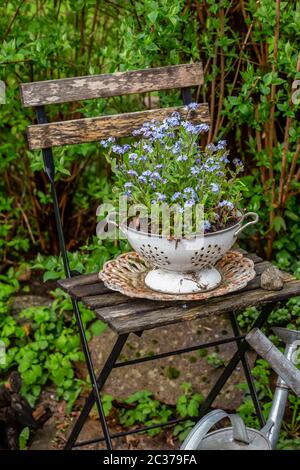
[
  {"x1": 198, "y1": 305, "x2": 273, "y2": 418},
  {"x1": 229, "y1": 311, "x2": 265, "y2": 427},
  {"x1": 65, "y1": 331, "x2": 129, "y2": 450},
  {"x1": 69, "y1": 298, "x2": 115, "y2": 450}
]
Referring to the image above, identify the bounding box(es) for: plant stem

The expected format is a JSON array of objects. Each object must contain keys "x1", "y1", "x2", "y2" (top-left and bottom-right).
[{"x1": 266, "y1": 0, "x2": 281, "y2": 259}]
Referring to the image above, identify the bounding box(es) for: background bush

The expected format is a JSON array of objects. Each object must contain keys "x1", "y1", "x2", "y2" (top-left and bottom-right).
[{"x1": 0, "y1": 0, "x2": 300, "y2": 449}]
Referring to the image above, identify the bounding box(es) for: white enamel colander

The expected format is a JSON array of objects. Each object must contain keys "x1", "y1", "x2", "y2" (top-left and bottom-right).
[{"x1": 98, "y1": 211, "x2": 258, "y2": 294}]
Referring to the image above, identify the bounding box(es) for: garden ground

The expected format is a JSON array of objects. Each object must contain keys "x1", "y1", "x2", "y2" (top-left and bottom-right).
[{"x1": 16, "y1": 273, "x2": 252, "y2": 450}]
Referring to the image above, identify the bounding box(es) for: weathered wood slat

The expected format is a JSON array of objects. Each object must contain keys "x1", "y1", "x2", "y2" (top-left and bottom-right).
[
  {"x1": 96, "y1": 300, "x2": 170, "y2": 320},
  {"x1": 93, "y1": 271, "x2": 294, "y2": 323},
  {"x1": 68, "y1": 282, "x2": 110, "y2": 299},
  {"x1": 26, "y1": 104, "x2": 210, "y2": 149},
  {"x1": 252, "y1": 260, "x2": 272, "y2": 274},
  {"x1": 58, "y1": 273, "x2": 100, "y2": 290},
  {"x1": 241, "y1": 252, "x2": 263, "y2": 263},
  {"x1": 20, "y1": 63, "x2": 203, "y2": 107},
  {"x1": 83, "y1": 292, "x2": 129, "y2": 308},
  {"x1": 102, "y1": 279, "x2": 300, "y2": 334}
]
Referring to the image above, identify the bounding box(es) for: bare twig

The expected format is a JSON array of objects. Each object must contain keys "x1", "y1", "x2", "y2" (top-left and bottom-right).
[
  {"x1": 240, "y1": 0, "x2": 262, "y2": 63},
  {"x1": 278, "y1": 116, "x2": 292, "y2": 206},
  {"x1": 80, "y1": 1, "x2": 86, "y2": 57},
  {"x1": 218, "y1": 19, "x2": 254, "y2": 132},
  {"x1": 129, "y1": 0, "x2": 142, "y2": 30},
  {"x1": 266, "y1": 0, "x2": 281, "y2": 259},
  {"x1": 17, "y1": 203, "x2": 36, "y2": 245},
  {"x1": 208, "y1": 43, "x2": 218, "y2": 143},
  {"x1": 283, "y1": 143, "x2": 300, "y2": 205},
  {"x1": 280, "y1": 53, "x2": 300, "y2": 205},
  {"x1": 213, "y1": 8, "x2": 225, "y2": 141},
  {"x1": 2, "y1": 0, "x2": 26, "y2": 40},
  {"x1": 88, "y1": 0, "x2": 100, "y2": 60},
  {"x1": 268, "y1": 0, "x2": 281, "y2": 210}
]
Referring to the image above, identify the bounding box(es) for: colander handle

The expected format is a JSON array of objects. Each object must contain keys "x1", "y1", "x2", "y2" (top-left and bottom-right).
[
  {"x1": 181, "y1": 409, "x2": 250, "y2": 450},
  {"x1": 234, "y1": 212, "x2": 259, "y2": 238},
  {"x1": 96, "y1": 212, "x2": 127, "y2": 237}
]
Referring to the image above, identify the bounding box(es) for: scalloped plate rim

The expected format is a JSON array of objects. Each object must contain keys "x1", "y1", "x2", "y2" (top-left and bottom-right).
[{"x1": 98, "y1": 250, "x2": 256, "y2": 301}]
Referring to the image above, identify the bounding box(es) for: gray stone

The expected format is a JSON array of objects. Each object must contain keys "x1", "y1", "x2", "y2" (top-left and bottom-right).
[
  {"x1": 10, "y1": 295, "x2": 52, "y2": 316},
  {"x1": 261, "y1": 266, "x2": 284, "y2": 291}
]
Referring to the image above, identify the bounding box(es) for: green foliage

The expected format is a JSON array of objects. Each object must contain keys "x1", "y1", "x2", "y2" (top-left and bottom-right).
[
  {"x1": 237, "y1": 332, "x2": 300, "y2": 449},
  {"x1": 33, "y1": 239, "x2": 126, "y2": 282},
  {"x1": 0, "y1": 0, "x2": 300, "y2": 449},
  {"x1": 237, "y1": 296, "x2": 300, "y2": 331},
  {"x1": 116, "y1": 383, "x2": 203, "y2": 440},
  {"x1": 0, "y1": 271, "x2": 106, "y2": 410},
  {"x1": 101, "y1": 113, "x2": 244, "y2": 234},
  {"x1": 237, "y1": 280, "x2": 300, "y2": 450},
  {"x1": 115, "y1": 0, "x2": 199, "y2": 69},
  {"x1": 19, "y1": 427, "x2": 30, "y2": 450},
  {"x1": 0, "y1": 0, "x2": 299, "y2": 262},
  {"x1": 277, "y1": 437, "x2": 300, "y2": 450},
  {"x1": 0, "y1": 0, "x2": 198, "y2": 263},
  {"x1": 282, "y1": 394, "x2": 300, "y2": 437},
  {"x1": 173, "y1": 420, "x2": 196, "y2": 443},
  {"x1": 119, "y1": 390, "x2": 172, "y2": 436},
  {"x1": 206, "y1": 352, "x2": 225, "y2": 369},
  {"x1": 176, "y1": 383, "x2": 204, "y2": 418},
  {"x1": 165, "y1": 366, "x2": 180, "y2": 380},
  {"x1": 197, "y1": 348, "x2": 208, "y2": 358},
  {"x1": 102, "y1": 394, "x2": 114, "y2": 417}
]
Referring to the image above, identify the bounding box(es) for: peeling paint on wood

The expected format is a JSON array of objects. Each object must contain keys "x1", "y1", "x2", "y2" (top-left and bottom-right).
[
  {"x1": 20, "y1": 63, "x2": 204, "y2": 107},
  {"x1": 26, "y1": 104, "x2": 210, "y2": 149},
  {"x1": 105, "y1": 280, "x2": 300, "y2": 334}
]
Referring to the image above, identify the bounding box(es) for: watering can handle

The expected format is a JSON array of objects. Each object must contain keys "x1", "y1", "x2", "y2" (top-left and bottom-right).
[
  {"x1": 234, "y1": 212, "x2": 259, "y2": 238},
  {"x1": 181, "y1": 409, "x2": 250, "y2": 450}
]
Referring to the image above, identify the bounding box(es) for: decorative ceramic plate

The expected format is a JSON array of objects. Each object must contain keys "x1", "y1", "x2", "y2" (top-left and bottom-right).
[{"x1": 99, "y1": 250, "x2": 256, "y2": 301}]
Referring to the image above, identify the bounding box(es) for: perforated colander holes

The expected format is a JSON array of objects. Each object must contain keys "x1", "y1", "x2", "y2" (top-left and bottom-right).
[
  {"x1": 190, "y1": 244, "x2": 223, "y2": 266},
  {"x1": 139, "y1": 243, "x2": 170, "y2": 266}
]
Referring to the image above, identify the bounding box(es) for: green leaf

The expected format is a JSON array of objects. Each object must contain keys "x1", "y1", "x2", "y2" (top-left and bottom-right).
[
  {"x1": 165, "y1": 366, "x2": 180, "y2": 379},
  {"x1": 43, "y1": 271, "x2": 61, "y2": 282},
  {"x1": 147, "y1": 11, "x2": 158, "y2": 23},
  {"x1": 19, "y1": 427, "x2": 30, "y2": 450},
  {"x1": 260, "y1": 85, "x2": 270, "y2": 95},
  {"x1": 103, "y1": 394, "x2": 114, "y2": 416},
  {"x1": 285, "y1": 211, "x2": 300, "y2": 222},
  {"x1": 272, "y1": 216, "x2": 286, "y2": 233},
  {"x1": 187, "y1": 399, "x2": 199, "y2": 417},
  {"x1": 90, "y1": 320, "x2": 107, "y2": 336}
]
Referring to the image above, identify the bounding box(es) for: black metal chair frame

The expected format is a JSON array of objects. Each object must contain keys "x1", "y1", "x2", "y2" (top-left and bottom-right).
[{"x1": 22, "y1": 68, "x2": 273, "y2": 450}]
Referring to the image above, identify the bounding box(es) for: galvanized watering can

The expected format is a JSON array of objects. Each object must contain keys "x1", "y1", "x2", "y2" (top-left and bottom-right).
[{"x1": 181, "y1": 327, "x2": 300, "y2": 450}]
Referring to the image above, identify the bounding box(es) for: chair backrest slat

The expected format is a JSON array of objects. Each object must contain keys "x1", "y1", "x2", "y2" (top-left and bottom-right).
[
  {"x1": 27, "y1": 104, "x2": 209, "y2": 149},
  {"x1": 20, "y1": 63, "x2": 203, "y2": 107}
]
